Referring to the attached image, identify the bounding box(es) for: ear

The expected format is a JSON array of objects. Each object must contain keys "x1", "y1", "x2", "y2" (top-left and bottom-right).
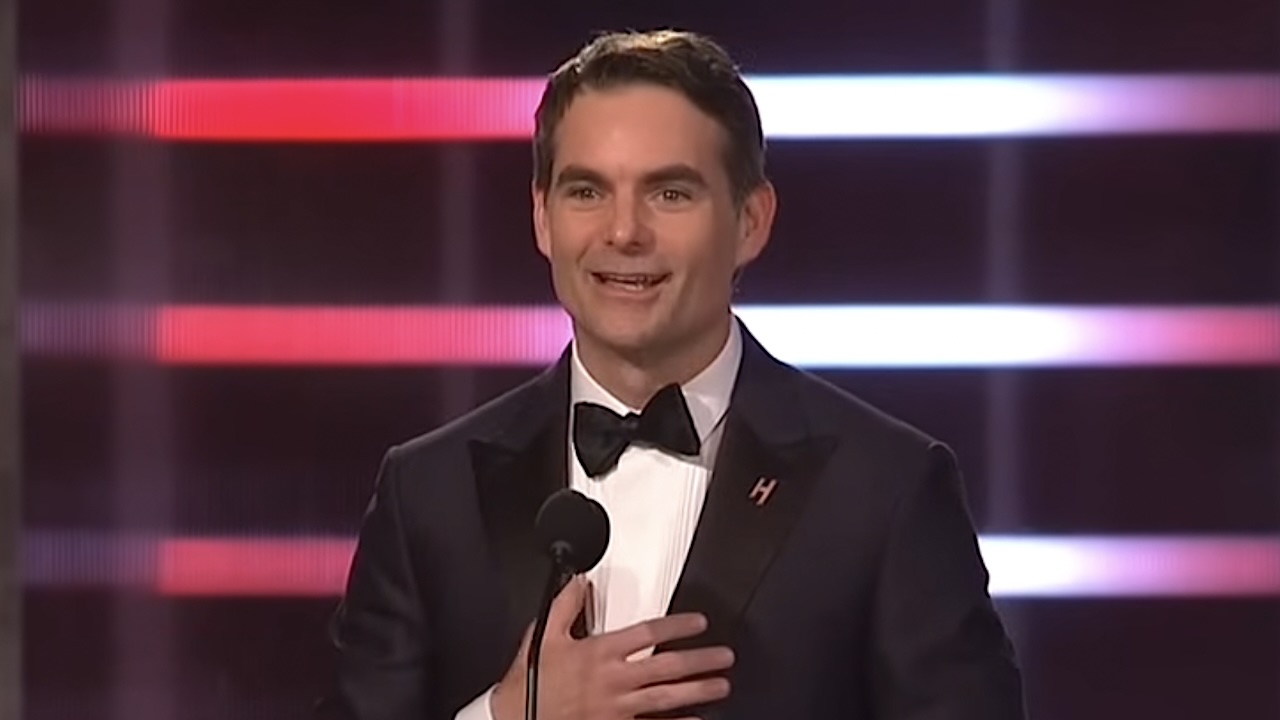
[
  {"x1": 532, "y1": 179, "x2": 552, "y2": 260},
  {"x1": 734, "y1": 180, "x2": 777, "y2": 269}
]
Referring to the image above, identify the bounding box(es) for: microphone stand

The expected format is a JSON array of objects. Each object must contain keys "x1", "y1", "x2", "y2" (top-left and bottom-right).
[{"x1": 526, "y1": 542, "x2": 573, "y2": 720}]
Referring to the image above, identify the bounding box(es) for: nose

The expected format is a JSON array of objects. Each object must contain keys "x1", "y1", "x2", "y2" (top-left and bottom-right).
[{"x1": 605, "y1": 192, "x2": 651, "y2": 251}]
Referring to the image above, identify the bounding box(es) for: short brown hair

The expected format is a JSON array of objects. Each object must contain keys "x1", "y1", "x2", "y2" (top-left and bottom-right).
[{"x1": 532, "y1": 29, "x2": 767, "y2": 204}]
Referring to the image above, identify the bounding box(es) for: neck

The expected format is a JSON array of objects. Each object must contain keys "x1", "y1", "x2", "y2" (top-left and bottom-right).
[{"x1": 575, "y1": 315, "x2": 733, "y2": 409}]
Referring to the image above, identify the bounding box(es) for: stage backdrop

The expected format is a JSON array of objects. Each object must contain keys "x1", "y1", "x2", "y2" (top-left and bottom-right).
[{"x1": 17, "y1": 1, "x2": 1280, "y2": 718}]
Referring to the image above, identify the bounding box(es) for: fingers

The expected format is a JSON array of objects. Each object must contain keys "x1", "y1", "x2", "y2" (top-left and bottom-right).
[
  {"x1": 600, "y1": 612, "x2": 710, "y2": 657},
  {"x1": 545, "y1": 574, "x2": 589, "y2": 636},
  {"x1": 623, "y1": 645, "x2": 735, "y2": 687},
  {"x1": 622, "y1": 676, "x2": 732, "y2": 716}
]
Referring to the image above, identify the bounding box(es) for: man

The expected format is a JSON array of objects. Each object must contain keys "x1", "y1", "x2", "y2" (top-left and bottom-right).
[{"x1": 319, "y1": 29, "x2": 1026, "y2": 720}]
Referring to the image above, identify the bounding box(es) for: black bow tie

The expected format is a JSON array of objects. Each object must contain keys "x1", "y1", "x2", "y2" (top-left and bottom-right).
[{"x1": 572, "y1": 383, "x2": 702, "y2": 478}]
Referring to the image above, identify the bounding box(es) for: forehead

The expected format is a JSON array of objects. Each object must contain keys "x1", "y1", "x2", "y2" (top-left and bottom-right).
[{"x1": 551, "y1": 84, "x2": 729, "y2": 180}]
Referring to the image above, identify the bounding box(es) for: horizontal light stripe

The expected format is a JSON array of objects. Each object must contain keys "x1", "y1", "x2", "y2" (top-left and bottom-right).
[
  {"x1": 751, "y1": 74, "x2": 1280, "y2": 138},
  {"x1": 23, "y1": 532, "x2": 1280, "y2": 598},
  {"x1": 18, "y1": 74, "x2": 1280, "y2": 140},
  {"x1": 156, "y1": 537, "x2": 354, "y2": 598},
  {"x1": 20, "y1": 302, "x2": 1280, "y2": 368},
  {"x1": 982, "y1": 536, "x2": 1280, "y2": 597}
]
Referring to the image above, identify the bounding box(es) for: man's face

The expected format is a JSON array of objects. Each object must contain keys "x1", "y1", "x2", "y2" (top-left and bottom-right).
[{"x1": 533, "y1": 84, "x2": 775, "y2": 362}]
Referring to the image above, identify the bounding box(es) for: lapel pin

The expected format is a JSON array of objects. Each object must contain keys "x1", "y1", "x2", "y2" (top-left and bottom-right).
[{"x1": 749, "y1": 477, "x2": 778, "y2": 507}]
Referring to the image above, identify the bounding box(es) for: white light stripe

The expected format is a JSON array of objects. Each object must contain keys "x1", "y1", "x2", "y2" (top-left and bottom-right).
[
  {"x1": 748, "y1": 74, "x2": 1280, "y2": 137},
  {"x1": 981, "y1": 536, "x2": 1280, "y2": 597},
  {"x1": 733, "y1": 305, "x2": 1280, "y2": 367},
  {"x1": 739, "y1": 305, "x2": 1083, "y2": 366}
]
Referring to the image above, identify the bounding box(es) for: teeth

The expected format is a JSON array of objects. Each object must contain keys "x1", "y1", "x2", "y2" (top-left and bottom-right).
[{"x1": 597, "y1": 273, "x2": 663, "y2": 288}]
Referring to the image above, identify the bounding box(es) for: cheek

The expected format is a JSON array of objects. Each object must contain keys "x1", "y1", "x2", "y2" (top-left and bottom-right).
[
  {"x1": 550, "y1": 246, "x2": 580, "y2": 285},
  {"x1": 687, "y1": 224, "x2": 740, "y2": 284},
  {"x1": 670, "y1": 249, "x2": 736, "y2": 310},
  {"x1": 542, "y1": 224, "x2": 576, "y2": 263},
  {"x1": 547, "y1": 214, "x2": 600, "y2": 262}
]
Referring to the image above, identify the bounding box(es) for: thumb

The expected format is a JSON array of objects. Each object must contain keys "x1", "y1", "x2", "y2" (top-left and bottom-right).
[{"x1": 546, "y1": 574, "x2": 589, "y2": 635}]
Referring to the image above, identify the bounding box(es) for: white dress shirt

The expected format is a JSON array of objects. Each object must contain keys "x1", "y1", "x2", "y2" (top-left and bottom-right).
[{"x1": 455, "y1": 319, "x2": 743, "y2": 720}]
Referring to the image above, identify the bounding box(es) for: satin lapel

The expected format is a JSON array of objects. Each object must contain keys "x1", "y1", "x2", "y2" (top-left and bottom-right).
[
  {"x1": 471, "y1": 353, "x2": 571, "y2": 636},
  {"x1": 660, "y1": 326, "x2": 836, "y2": 655}
]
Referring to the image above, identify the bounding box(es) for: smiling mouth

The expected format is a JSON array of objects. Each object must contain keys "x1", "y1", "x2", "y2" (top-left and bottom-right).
[{"x1": 591, "y1": 272, "x2": 671, "y2": 292}]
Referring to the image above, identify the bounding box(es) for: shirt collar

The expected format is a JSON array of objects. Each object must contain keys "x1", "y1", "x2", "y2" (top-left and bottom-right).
[{"x1": 570, "y1": 316, "x2": 743, "y2": 443}]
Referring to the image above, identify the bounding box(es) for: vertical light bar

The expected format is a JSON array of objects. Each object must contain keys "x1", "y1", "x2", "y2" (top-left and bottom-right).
[
  {"x1": 983, "y1": 0, "x2": 1025, "y2": 532},
  {"x1": 108, "y1": 2, "x2": 175, "y2": 719},
  {"x1": 0, "y1": 0, "x2": 21, "y2": 715},
  {"x1": 1271, "y1": 99, "x2": 1280, "y2": 720},
  {"x1": 981, "y1": 0, "x2": 1030, "y2": 655},
  {"x1": 435, "y1": 0, "x2": 480, "y2": 420}
]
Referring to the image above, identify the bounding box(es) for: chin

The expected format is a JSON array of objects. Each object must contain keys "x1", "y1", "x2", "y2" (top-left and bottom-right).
[
  {"x1": 575, "y1": 315, "x2": 664, "y2": 355},
  {"x1": 590, "y1": 326, "x2": 659, "y2": 353}
]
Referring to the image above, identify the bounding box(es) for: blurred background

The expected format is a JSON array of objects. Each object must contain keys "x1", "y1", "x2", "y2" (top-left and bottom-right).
[{"x1": 14, "y1": 0, "x2": 1280, "y2": 718}]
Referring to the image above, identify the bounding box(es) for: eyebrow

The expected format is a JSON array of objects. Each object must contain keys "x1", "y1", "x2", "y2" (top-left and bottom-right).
[
  {"x1": 553, "y1": 165, "x2": 608, "y2": 189},
  {"x1": 553, "y1": 163, "x2": 710, "y2": 190},
  {"x1": 642, "y1": 164, "x2": 709, "y2": 189}
]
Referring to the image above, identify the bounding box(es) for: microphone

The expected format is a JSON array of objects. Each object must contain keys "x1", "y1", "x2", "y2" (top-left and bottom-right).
[{"x1": 526, "y1": 488, "x2": 610, "y2": 720}]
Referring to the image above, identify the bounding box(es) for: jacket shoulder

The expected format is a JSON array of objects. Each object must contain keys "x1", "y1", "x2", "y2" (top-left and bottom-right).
[
  {"x1": 778, "y1": 367, "x2": 969, "y2": 520},
  {"x1": 787, "y1": 366, "x2": 950, "y2": 460}
]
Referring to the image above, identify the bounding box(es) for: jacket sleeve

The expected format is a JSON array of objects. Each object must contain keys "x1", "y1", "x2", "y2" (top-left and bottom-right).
[
  {"x1": 316, "y1": 445, "x2": 432, "y2": 720},
  {"x1": 868, "y1": 442, "x2": 1027, "y2": 720}
]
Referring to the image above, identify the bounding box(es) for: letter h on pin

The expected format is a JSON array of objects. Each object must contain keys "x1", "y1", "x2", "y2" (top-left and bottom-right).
[{"x1": 749, "y1": 477, "x2": 778, "y2": 507}]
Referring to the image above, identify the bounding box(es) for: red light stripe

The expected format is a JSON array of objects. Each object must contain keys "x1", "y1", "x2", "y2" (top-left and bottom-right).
[
  {"x1": 20, "y1": 76, "x2": 545, "y2": 141},
  {"x1": 149, "y1": 78, "x2": 544, "y2": 141},
  {"x1": 156, "y1": 537, "x2": 354, "y2": 597},
  {"x1": 155, "y1": 305, "x2": 572, "y2": 365}
]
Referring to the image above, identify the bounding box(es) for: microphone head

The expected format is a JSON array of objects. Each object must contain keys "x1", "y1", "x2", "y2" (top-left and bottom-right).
[{"x1": 534, "y1": 488, "x2": 610, "y2": 574}]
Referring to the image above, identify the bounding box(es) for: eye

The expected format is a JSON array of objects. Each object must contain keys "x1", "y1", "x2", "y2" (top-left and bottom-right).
[
  {"x1": 566, "y1": 185, "x2": 600, "y2": 201},
  {"x1": 657, "y1": 187, "x2": 693, "y2": 203}
]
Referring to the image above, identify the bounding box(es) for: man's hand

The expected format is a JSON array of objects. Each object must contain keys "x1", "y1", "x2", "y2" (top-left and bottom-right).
[{"x1": 489, "y1": 576, "x2": 734, "y2": 720}]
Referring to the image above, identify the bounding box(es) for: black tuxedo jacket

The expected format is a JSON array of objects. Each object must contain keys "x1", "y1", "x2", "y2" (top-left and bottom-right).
[{"x1": 318, "y1": 326, "x2": 1025, "y2": 720}]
